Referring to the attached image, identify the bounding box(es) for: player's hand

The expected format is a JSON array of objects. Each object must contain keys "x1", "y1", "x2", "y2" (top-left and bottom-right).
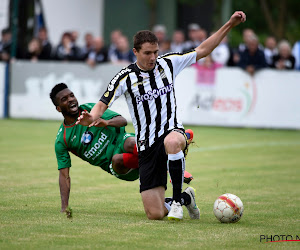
[
  {"x1": 89, "y1": 117, "x2": 108, "y2": 127},
  {"x1": 76, "y1": 111, "x2": 94, "y2": 126},
  {"x1": 229, "y1": 11, "x2": 246, "y2": 27}
]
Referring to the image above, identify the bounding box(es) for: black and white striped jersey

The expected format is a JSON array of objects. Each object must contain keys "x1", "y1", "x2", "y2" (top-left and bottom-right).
[{"x1": 100, "y1": 50, "x2": 197, "y2": 151}]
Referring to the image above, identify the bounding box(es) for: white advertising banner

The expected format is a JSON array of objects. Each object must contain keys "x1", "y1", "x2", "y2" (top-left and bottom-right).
[
  {"x1": 176, "y1": 67, "x2": 300, "y2": 129},
  {"x1": 9, "y1": 61, "x2": 131, "y2": 121},
  {"x1": 0, "y1": 62, "x2": 6, "y2": 118},
  {"x1": 9, "y1": 61, "x2": 300, "y2": 129}
]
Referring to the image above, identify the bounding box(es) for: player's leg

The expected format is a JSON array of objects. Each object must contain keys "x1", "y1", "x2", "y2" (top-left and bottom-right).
[
  {"x1": 123, "y1": 136, "x2": 137, "y2": 154},
  {"x1": 165, "y1": 129, "x2": 200, "y2": 219},
  {"x1": 139, "y1": 135, "x2": 169, "y2": 220},
  {"x1": 165, "y1": 187, "x2": 200, "y2": 219},
  {"x1": 164, "y1": 130, "x2": 186, "y2": 220},
  {"x1": 111, "y1": 135, "x2": 138, "y2": 175},
  {"x1": 141, "y1": 186, "x2": 168, "y2": 220}
]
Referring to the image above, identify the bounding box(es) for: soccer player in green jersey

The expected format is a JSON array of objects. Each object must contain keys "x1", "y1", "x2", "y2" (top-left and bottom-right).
[{"x1": 50, "y1": 83, "x2": 140, "y2": 212}]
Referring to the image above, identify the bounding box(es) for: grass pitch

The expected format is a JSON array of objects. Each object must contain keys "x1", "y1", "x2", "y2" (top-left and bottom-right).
[{"x1": 0, "y1": 119, "x2": 299, "y2": 249}]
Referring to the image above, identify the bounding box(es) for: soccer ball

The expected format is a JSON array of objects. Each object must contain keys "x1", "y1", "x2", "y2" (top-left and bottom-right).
[{"x1": 213, "y1": 193, "x2": 244, "y2": 223}]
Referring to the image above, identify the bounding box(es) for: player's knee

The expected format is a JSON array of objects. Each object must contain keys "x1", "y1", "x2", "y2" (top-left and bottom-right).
[
  {"x1": 112, "y1": 154, "x2": 123, "y2": 168},
  {"x1": 164, "y1": 135, "x2": 184, "y2": 153},
  {"x1": 123, "y1": 137, "x2": 136, "y2": 152},
  {"x1": 145, "y1": 209, "x2": 165, "y2": 220}
]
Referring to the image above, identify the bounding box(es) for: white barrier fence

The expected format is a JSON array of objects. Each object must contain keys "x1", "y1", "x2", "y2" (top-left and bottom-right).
[
  {"x1": 176, "y1": 67, "x2": 300, "y2": 129},
  {"x1": 8, "y1": 60, "x2": 300, "y2": 129},
  {"x1": 0, "y1": 62, "x2": 6, "y2": 118},
  {"x1": 9, "y1": 60, "x2": 131, "y2": 121}
]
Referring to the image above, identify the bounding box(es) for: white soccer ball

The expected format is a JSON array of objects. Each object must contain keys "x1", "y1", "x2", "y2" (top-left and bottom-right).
[{"x1": 213, "y1": 193, "x2": 244, "y2": 223}]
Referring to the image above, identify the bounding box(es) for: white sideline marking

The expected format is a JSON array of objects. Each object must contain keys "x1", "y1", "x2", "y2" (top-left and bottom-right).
[{"x1": 189, "y1": 141, "x2": 300, "y2": 153}]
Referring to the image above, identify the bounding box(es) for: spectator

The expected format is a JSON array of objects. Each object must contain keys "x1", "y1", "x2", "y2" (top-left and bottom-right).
[
  {"x1": 238, "y1": 28, "x2": 255, "y2": 53},
  {"x1": 70, "y1": 30, "x2": 83, "y2": 60},
  {"x1": 271, "y1": 40, "x2": 295, "y2": 70},
  {"x1": 227, "y1": 47, "x2": 241, "y2": 67},
  {"x1": 0, "y1": 28, "x2": 12, "y2": 62},
  {"x1": 193, "y1": 54, "x2": 223, "y2": 87},
  {"x1": 210, "y1": 32, "x2": 230, "y2": 66},
  {"x1": 152, "y1": 24, "x2": 167, "y2": 47},
  {"x1": 81, "y1": 32, "x2": 94, "y2": 60},
  {"x1": 238, "y1": 34, "x2": 267, "y2": 75},
  {"x1": 53, "y1": 32, "x2": 79, "y2": 61},
  {"x1": 110, "y1": 36, "x2": 135, "y2": 63},
  {"x1": 170, "y1": 30, "x2": 185, "y2": 53},
  {"x1": 292, "y1": 40, "x2": 300, "y2": 70},
  {"x1": 86, "y1": 37, "x2": 108, "y2": 67},
  {"x1": 108, "y1": 29, "x2": 123, "y2": 61},
  {"x1": 264, "y1": 36, "x2": 278, "y2": 67},
  {"x1": 37, "y1": 27, "x2": 53, "y2": 60},
  {"x1": 24, "y1": 37, "x2": 42, "y2": 61},
  {"x1": 198, "y1": 28, "x2": 207, "y2": 43},
  {"x1": 239, "y1": 28, "x2": 264, "y2": 54},
  {"x1": 159, "y1": 40, "x2": 171, "y2": 55},
  {"x1": 184, "y1": 23, "x2": 202, "y2": 52}
]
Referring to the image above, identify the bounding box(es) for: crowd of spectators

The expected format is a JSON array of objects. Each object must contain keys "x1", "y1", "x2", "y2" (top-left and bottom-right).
[{"x1": 0, "y1": 25, "x2": 299, "y2": 73}]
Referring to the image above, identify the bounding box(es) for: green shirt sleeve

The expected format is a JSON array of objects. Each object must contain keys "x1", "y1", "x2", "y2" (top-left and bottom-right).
[
  {"x1": 55, "y1": 127, "x2": 71, "y2": 170},
  {"x1": 79, "y1": 103, "x2": 121, "y2": 121},
  {"x1": 101, "y1": 109, "x2": 121, "y2": 120}
]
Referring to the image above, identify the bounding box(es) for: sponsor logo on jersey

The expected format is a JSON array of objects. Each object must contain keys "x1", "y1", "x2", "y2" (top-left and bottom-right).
[
  {"x1": 135, "y1": 83, "x2": 174, "y2": 104},
  {"x1": 107, "y1": 68, "x2": 131, "y2": 91},
  {"x1": 104, "y1": 91, "x2": 109, "y2": 97},
  {"x1": 83, "y1": 132, "x2": 108, "y2": 159},
  {"x1": 81, "y1": 131, "x2": 94, "y2": 146}
]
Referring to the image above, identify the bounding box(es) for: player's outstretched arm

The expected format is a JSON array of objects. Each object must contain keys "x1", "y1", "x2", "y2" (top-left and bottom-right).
[
  {"x1": 76, "y1": 101, "x2": 108, "y2": 126},
  {"x1": 59, "y1": 168, "x2": 70, "y2": 212},
  {"x1": 106, "y1": 116, "x2": 127, "y2": 128},
  {"x1": 195, "y1": 11, "x2": 246, "y2": 61}
]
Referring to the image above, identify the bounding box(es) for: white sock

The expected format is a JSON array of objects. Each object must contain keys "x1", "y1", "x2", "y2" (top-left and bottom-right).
[{"x1": 164, "y1": 202, "x2": 171, "y2": 212}]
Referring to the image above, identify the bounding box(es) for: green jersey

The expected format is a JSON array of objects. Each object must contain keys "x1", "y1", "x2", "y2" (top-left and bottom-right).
[{"x1": 55, "y1": 103, "x2": 126, "y2": 173}]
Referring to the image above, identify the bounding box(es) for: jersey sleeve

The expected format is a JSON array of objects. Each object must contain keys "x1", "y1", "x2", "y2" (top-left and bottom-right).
[
  {"x1": 79, "y1": 103, "x2": 95, "y2": 112},
  {"x1": 162, "y1": 50, "x2": 197, "y2": 78},
  {"x1": 55, "y1": 140, "x2": 71, "y2": 170},
  {"x1": 100, "y1": 67, "x2": 132, "y2": 107},
  {"x1": 101, "y1": 109, "x2": 121, "y2": 120}
]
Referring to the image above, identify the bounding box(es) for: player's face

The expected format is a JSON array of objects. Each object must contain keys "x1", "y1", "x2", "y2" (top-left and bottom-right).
[
  {"x1": 133, "y1": 42, "x2": 159, "y2": 71},
  {"x1": 56, "y1": 88, "x2": 79, "y2": 116}
]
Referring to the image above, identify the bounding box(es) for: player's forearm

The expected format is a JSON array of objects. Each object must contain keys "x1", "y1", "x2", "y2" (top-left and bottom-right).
[
  {"x1": 59, "y1": 172, "x2": 70, "y2": 212},
  {"x1": 90, "y1": 101, "x2": 108, "y2": 121},
  {"x1": 195, "y1": 21, "x2": 232, "y2": 61},
  {"x1": 106, "y1": 116, "x2": 127, "y2": 127}
]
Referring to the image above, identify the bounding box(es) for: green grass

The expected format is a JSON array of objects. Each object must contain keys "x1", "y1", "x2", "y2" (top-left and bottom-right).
[{"x1": 0, "y1": 119, "x2": 299, "y2": 249}]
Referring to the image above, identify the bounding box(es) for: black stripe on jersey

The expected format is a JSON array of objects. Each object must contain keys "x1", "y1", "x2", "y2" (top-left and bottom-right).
[
  {"x1": 134, "y1": 71, "x2": 151, "y2": 149},
  {"x1": 157, "y1": 60, "x2": 173, "y2": 132},
  {"x1": 162, "y1": 57, "x2": 179, "y2": 128},
  {"x1": 126, "y1": 67, "x2": 141, "y2": 145},
  {"x1": 148, "y1": 70, "x2": 162, "y2": 141}
]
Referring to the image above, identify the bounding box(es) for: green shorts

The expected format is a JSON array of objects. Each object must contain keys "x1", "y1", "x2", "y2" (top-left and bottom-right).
[{"x1": 110, "y1": 132, "x2": 139, "y2": 182}]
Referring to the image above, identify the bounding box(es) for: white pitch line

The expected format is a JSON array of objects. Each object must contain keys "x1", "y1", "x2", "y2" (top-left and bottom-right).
[{"x1": 189, "y1": 141, "x2": 300, "y2": 153}]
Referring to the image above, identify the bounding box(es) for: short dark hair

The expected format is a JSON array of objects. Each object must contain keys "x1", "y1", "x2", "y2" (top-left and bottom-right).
[
  {"x1": 50, "y1": 83, "x2": 68, "y2": 106},
  {"x1": 133, "y1": 30, "x2": 158, "y2": 51},
  {"x1": 2, "y1": 28, "x2": 11, "y2": 35}
]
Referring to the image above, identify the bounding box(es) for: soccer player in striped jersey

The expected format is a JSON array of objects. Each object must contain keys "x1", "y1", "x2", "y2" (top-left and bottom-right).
[{"x1": 77, "y1": 11, "x2": 246, "y2": 220}]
